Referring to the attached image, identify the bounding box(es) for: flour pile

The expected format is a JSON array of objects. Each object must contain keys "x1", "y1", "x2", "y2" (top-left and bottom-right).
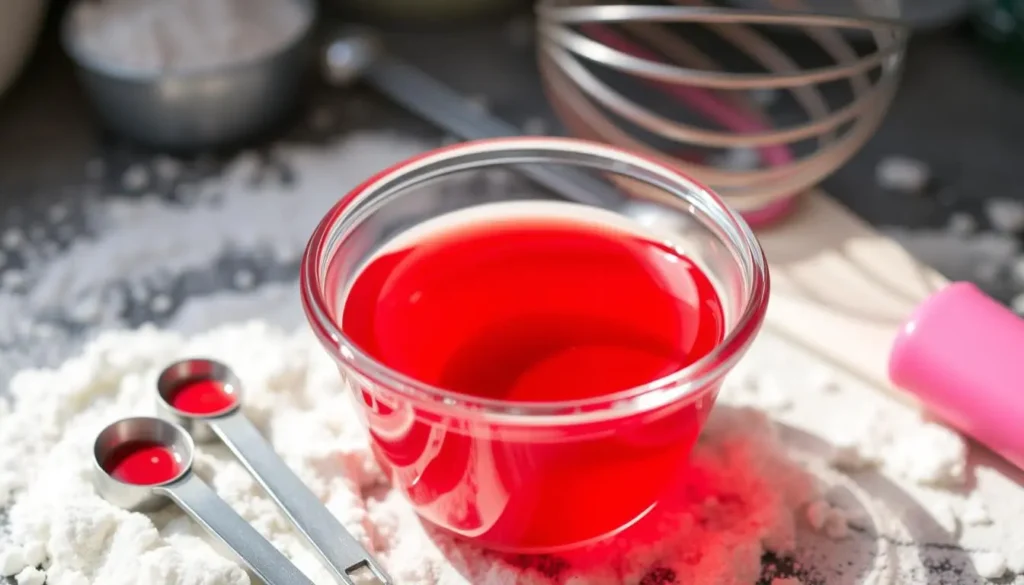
[
  {"x1": 0, "y1": 318, "x2": 821, "y2": 585},
  {"x1": 0, "y1": 128, "x2": 1021, "y2": 585},
  {"x1": 69, "y1": 0, "x2": 310, "y2": 72}
]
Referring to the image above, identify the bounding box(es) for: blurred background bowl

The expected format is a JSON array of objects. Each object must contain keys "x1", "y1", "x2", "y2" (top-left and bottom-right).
[
  {"x1": 59, "y1": 0, "x2": 317, "y2": 152},
  {"x1": 0, "y1": 0, "x2": 49, "y2": 100}
]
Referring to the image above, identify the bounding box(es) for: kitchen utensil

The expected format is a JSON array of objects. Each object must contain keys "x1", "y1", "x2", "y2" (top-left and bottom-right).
[
  {"x1": 535, "y1": 1, "x2": 909, "y2": 224},
  {"x1": 92, "y1": 417, "x2": 316, "y2": 585},
  {"x1": 155, "y1": 358, "x2": 392, "y2": 585},
  {"x1": 889, "y1": 282, "x2": 1024, "y2": 472}
]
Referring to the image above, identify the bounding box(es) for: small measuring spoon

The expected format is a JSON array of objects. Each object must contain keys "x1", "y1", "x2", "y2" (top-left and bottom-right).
[
  {"x1": 93, "y1": 417, "x2": 316, "y2": 585},
  {"x1": 154, "y1": 358, "x2": 392, "y2": 585}
]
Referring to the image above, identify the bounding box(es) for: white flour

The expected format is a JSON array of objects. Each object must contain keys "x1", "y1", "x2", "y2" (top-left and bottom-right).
[
  {"x1": 0, "y1": 289, "x2": 1021, "y2": 585},
  {"x1": 28, "y1": 133, "x2": 429, "y2": 315},
  {"x1": 0, "y1": 130, "x2": 1021, "y2": 584},
  {"x1": 68, "y1": 0, "x2": 311, "y2": 72},
  {"x1": 0, "y1": 306, "x2": 859, "y2": 585},
  {"x1": 0, "y1": 132, "x2": 431, "y2": 375}
]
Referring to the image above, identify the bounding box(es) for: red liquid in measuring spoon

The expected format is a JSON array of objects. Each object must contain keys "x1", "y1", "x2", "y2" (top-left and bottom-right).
[
  {"x1": 169, "y1": 379, "x2": 237, "y2": 415},
  {"x1": 340, "y1": 208, "x2": 726, "y2": 550},
  {"x1": 103, "y1": 442, "x2": 182, "y2": 486}
]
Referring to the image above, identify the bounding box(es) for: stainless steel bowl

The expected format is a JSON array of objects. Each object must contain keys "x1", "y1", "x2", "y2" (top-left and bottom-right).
[{"x1": 60, "y1": 0, "x2": 317, "y2": 151}]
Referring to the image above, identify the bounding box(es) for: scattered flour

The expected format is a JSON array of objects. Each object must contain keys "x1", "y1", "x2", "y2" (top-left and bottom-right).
[
  {"x1": 880, "y1": 422, "x2": 968, "y2": 487},
  {"x1": 803, "y1": 500, "x2": 850, "y2": 541},
  {"x1": 984, "y1": 198, "x2": 1024, "y2": 235},
  {"x1": 722, "y1": 360, "x2": 969, "y2": 487},
  {"x1": 1008, "y1": 543, "x2": 1024, "y2": 574},
  {"x1": 875, "y1": 156, "x2": 931, "y2": 194},
  {"x1": 0, "y1": 132, "x2": 430, "y2": 332},
  {"x1": 971, "y1": 551, "x2": 1008, "y2": 580},
  {"x1": 1011, "y1": 256, "x2": 1024, "y2": 286},
  {"x1": 68, "y1": 0, "x2": 311, "y2": 73},
  {"x1": 0, "y1": 129, "x2": 1019, "y2": 584},
  {"x1": 962, "y1": 492, "x2": 992, "y2": 527},
  {"x1": 883, "y1": 227, "x2": 1018, "y2": 289},
  {"x1": 0, "y1": 314, "x2": 824, "y2": 585},
  {"x1": 13, "y1": 568, "x2": 44, "y2": 585},
  {"x1": 947, "y1": 212, "x2": 977, "y2": 237},
  {"x1": 0, "y1": 548, "x2": 24, "y2": 577},
  {"x1": 0, "y1": 283, "x2": 1016, "y2": 584},
  {"x1": 121, "y1": 164, "x2": 150, "y2": 192}
]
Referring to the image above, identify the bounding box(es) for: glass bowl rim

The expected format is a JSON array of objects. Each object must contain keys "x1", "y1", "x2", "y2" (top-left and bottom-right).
[{"x1": 300, "y1": 136, "x2": 770, "y2": 424}]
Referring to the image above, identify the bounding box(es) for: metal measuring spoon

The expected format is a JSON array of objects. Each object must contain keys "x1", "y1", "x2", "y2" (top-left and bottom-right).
[
  {"x1": 154, "y1": 359, "x2": 391, "y2": 585},
  {"x1": 93, "y1": 417, "x2": 316, "y2": 585}
]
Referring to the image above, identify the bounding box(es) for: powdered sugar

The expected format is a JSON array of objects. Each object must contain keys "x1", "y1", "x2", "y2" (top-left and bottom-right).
[{"x1": 68, "y1": 0, "x2": 311, "y2": 73}]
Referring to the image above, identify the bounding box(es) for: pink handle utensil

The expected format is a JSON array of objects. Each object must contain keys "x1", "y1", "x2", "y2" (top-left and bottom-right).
[{"x1": 889, "y1": 281, "x2": 1024, "y2": 471}]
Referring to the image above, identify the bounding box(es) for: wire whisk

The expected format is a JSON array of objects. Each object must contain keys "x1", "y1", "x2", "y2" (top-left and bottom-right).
[{"x1": 536, "y1": 0, "x2": 910, "y2": 225}]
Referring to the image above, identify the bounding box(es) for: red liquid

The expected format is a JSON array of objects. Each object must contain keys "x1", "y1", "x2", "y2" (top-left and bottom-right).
[
  {"x1": 168, "y1": 379, "x2": 237, "y2": 415},
  {"x1": 341, "y1": 210, "x2": 725, "y2": 551},
  {"x1": 103, "y1": 441, "x2": 182, "y2": 486}
]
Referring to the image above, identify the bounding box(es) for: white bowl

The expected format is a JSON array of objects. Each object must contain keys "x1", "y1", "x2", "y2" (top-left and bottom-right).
[{"x1": 0, "y1": 0, "x2": 48, "y2": 99}]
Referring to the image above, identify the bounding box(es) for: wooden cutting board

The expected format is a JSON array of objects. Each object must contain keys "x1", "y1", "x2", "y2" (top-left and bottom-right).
[{"x1": 756, "y1": 191, "x2": 947, "y2": 409}]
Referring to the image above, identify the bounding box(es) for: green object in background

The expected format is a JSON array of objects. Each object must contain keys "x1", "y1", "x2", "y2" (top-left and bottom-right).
[{"x1": 971, "y1": 0, "x2": 1024, "y2": 69}]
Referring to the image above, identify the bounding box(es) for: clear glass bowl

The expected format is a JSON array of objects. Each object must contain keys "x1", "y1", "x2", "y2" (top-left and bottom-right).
[{"x1": 301, "y1": 137, "x2": 769, "y2": 552}]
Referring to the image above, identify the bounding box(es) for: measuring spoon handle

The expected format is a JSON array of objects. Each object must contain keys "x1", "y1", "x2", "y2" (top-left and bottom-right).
[
  {"x1": 158, "y1": 474, "x2": 315, "y2": 585},
  {"x1": 212, "y1": 412, "x2": 392, "y2": 585}
]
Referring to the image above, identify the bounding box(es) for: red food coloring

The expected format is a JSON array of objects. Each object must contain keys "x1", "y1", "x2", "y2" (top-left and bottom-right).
[
  {"x1": 167, "y1": 378, "x2": 237, "y2": 415},
  {"x1": 343, "y1": 217, "x2": 723, "y2": 402},
  {"x1": 103, "y1": 441, "x2": 182, "y2": 486},
  {"x1": 340, "y1": 212, "x2": 727, "y2": 550}
]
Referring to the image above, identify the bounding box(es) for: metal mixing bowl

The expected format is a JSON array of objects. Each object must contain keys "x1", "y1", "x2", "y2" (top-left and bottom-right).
[{"x1": 60, "y1": 0, "x2": 317, "y2": 151}]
